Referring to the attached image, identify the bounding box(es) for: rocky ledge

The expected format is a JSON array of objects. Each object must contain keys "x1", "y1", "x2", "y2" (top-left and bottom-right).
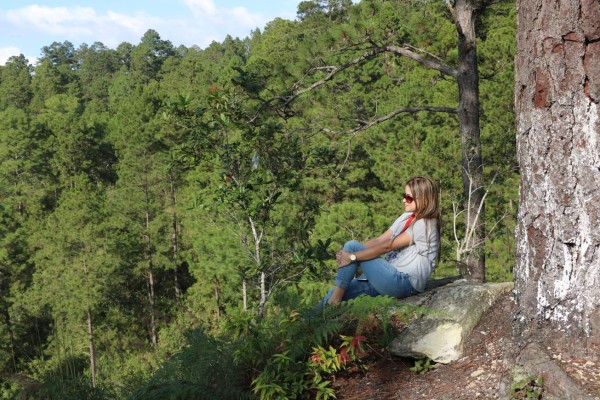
[{"x1": 388, "y1": 280, "x2": 514, "y2": 364}]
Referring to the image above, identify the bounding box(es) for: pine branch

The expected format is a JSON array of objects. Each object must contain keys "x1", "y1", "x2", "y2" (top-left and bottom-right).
[
  {"x1": 320, "y1": 106, "x2": 458, "y2": 136},
  {"x1": 249, "y1": 46, "x2": 388, "y2": 122},
  {"x1": 250, "y1": 42, "x2": 458, "y2": 123},
  {"x1": 382, "y1": 44, "x2": 458, "y2": 78}
]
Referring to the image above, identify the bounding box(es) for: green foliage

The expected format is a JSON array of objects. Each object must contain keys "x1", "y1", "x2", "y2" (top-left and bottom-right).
[
  {"x1": 0, "y1": 0, "x2": 518, "y2": 397},
  {"x1": 0, "y1": 378, "x2": 22, "y2": 400},
  {"x1": 20, "y1": 353, "x2": 116, "y2": 400},
  {"x1": 135, "y1": 295, "x2": 420, "y2": 400},
  {"x1": 510, "y1": 375, "x2": 544, "y2": 399},
  {"x1": 0, "y1": 55, "x2": 33, "y2": 110},
  {"x1": 32, "y1": 376, "x2": 116, "y2": 400},
  {"x1": 245, "y1": 295, "x2": 421, "y2": 399},
  {"x1": 304, "y1": 334, "x2": 367, "y2": 399},
  {"x1": 131, "y1": 329, "x2": 252, "y2": 400},
  {"x1": 312, "y1": 201, "x2": 380, "y2": 251},
  {"x1": 409, "y1": 357, "x2": 437, "y2": 375}
]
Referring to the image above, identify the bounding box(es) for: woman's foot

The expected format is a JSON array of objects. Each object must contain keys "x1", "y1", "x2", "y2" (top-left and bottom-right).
[{"x1": 327, "y1": 286, "x2": 345, "y2": 304}]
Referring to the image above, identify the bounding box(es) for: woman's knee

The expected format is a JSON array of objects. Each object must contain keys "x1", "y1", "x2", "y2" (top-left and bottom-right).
[{"x1": 343, "y1": 240, "x2": 365, "y2": 252}]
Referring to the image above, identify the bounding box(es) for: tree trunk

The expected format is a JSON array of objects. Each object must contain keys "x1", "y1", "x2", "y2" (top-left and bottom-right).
[
  {"x1": 259, "y1": 271, "x2": 266, "y2": 317},
  {"x1": 82, "y1": 259, "x2": 96, "y2": 387},
  {"x1": 147, "y1": 268, "x2": 158, "y2": 346},
  {"x1": 86, "y1": 309, "x2": 97, "y2": 388},
  {"x1": 145, "y1": 208, "x2": 158, "y2": 346},
  {"x1": 1, "y1": 306, "x2": 17, "y2": 371},
  {"x1": 454, "y1": 0, "x2": 486, "y2": 283},
  {"x1": 248, "y1": 215, "x2": 268, "y2": 317},
  {"x1": 242, "y1": 278, "x2": 248, "y2": 311},
  {"x1": 514, "y1": 0, "x2": 600, "y2": 338},
  {"x1": 213, "y1": 277, "x2": 221, "y2": 323},
  {"x1": 168, "y1": 173, "x2": 182, "y2": 299}
]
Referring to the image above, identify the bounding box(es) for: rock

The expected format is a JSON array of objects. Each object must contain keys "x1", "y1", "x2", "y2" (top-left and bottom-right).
[
  {"x1": 505, "y1": 342, "x2": 592, "y2": 400},
  {"x1": 388, "y1": 280, "x2": 513, "y2": 363},
  {"x1": 470, "y1": 368, "x2": 485, "y2": 378}
]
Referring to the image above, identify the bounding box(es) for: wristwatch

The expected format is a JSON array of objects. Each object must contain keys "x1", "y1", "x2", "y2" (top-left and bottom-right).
[{"x1": 350, "y1": 253, "x2": 357, "y2": 261}]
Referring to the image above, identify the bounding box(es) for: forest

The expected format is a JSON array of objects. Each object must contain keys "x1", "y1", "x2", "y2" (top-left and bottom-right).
[{"x1": 0, "y1": 0, "x2": 517, "y2": 398}]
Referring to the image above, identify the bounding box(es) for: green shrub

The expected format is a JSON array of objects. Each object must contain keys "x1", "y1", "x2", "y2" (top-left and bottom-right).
[{"x1": 132, "y1": 295, "x2": 428, "y2": 400}]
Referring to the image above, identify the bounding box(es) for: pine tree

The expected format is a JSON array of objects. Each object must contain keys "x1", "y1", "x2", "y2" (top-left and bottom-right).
[{"x1": 28, "y1": 176, "x2": 118, "y2": 387}]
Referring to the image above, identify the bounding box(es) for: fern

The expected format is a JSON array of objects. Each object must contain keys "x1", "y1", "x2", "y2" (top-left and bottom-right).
[
  {"x1": 133, "y1": 295, "x2": 427, "y2": 400},
  {"x1": 131, "y1": 329, "x2": 253, "y2": 400},
  {"x1": 246, "y1": 295, "x2": 416, "y2": 399},
  {"x1": 33, "y1": 375, "x2": 117, "y2": 400}
]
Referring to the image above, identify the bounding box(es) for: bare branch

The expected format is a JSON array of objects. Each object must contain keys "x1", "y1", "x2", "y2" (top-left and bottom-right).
[
  {"x1": 250, "y1": 43, "x2": 459, "y2": 123},
  {"x1": 280, "y1": 47, "x2": 389, "y2": 108},
  {"x1": 453, "y1": 166, "x2": 505, "y2": 264},
  {"x1": 404, "y1": 44, "x2": 447, "y2": 65},
  {"x1": 445, "y1": 0, "x2": 459, "y2": 25},
  {"x1": 320, "y1": 106, "x2": 458, "y2": 136},
  {"x1": 383, "y1": 45, "x2": 458, "y2": 78}
]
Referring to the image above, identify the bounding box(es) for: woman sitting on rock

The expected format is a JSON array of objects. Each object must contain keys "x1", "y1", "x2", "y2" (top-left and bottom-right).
[{"x1": 322, "y1": 176, "x2": 441, "y2": 305}]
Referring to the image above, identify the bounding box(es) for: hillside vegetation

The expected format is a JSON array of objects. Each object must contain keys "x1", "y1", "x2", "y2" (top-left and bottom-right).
[{"x1": 0, "y1": 0, "x2": 516, "y2": 398}]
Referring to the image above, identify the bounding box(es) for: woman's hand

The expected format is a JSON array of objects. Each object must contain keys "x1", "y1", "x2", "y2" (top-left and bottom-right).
[{"x1": 335, "y1": 250, "x2": 352, "y2": 268}]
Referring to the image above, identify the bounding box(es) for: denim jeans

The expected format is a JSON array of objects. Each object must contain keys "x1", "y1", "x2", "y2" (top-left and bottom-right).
[{"x1": 321, "y1": 240, "x2": 418, "y2": 304}]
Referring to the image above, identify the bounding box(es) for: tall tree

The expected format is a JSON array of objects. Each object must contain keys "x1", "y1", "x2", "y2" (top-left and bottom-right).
[
  {"x1": 77, "y1": 42, "x2": 120, "y2": 113},
  {"x1": 131, "y1": 29, "x2": 176, "y2": 83},
  {"x1": 514, "y1": 0, "x2": 600, "y2": 338},
  {"x1": 167, "y1": 88, "x2": 306, "y2": 317},
  {"x1": 0, "y1": 55, "x2": 33, "y2": 110},
  {"x1": 254, "y1": 0, "x2": 514, "y2": 282},
  {"x1": 108, "y1": 76, "x2": 174, "y2": 346},
  {"x1": 39, "y1": 93, "x2": 115, "y2": 188},
  {"x1": 0, "y1": 107, "x2": 51, "y2": 372},
  {"x1": 28, "y1": 177, "x2": 118, "y2": 388},
  {"x1": 30, "y1": 41, "x2": 80, "y2": 111}
]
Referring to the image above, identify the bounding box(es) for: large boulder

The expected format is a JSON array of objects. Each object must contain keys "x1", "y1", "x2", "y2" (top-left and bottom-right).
[{"x1": 388, "y1": 280, "x2": 514, "y2": 364}]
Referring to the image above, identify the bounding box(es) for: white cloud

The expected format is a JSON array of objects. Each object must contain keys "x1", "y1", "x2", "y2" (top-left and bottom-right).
[
  {"x1": 227, "y1": 6, "x2": 266, "y2": 27},
  {"x1": 182, "y1": 0, "x2": 268, "y2": 31},
  {"x1": 0, "y1": 46, "x2": 21, "y2": 65},
  {"x1": 3, "y1": 5, "x2": 163, "y2": 48},
  {"x1": 5, "y1": 5, "x2": 97, "y2": 36},
  {"x1": 183, "y1": 0, "x2": 218, "y2": 16},
  {"x1": 0, "y1": 46, "x2": 38, "y2": 66},
  {"x1": 0, "y1": 1, "x2": 294, "y2": 64}
]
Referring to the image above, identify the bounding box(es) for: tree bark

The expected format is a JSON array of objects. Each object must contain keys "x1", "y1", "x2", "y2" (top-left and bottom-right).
[
  {"x1": 146, "y1": 267, "x2": 158, "y2": 346},
  {"x1": 259, "y1": 271, "x2": 266, "y2": 317},
  {"x1": 248, "y1": 214, "x2": 268, "y2": 317},
  {"x1": 145, "y1": 207, "x2": 158, "y2": 346},
  {"x1": 514, "y1": 0, "x2": 600, "y2": 337},
  {"x1": 168, "y1": 173, "x2": 182, "y2": 299},
  {"x1": 83, "y1": 259, "x2": 96, "y2": 387},
  {"x1": 86, "y1": 309, "x2": 97, "y2": 388},
  {"x1": 242, "y1": 278, "x2": 248, "y2": 312},
  {"x1": 213, "y1": 276, "x2": 221, "y2": 323},
  {"x1": 453, "y1": 0, "x2": 486, "y2": 283},
  {"x1": 1, "y1": 305, "x2": 17, "y2": 371}
]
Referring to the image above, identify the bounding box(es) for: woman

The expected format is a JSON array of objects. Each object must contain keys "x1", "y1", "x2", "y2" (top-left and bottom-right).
[{"x1": 322, "y1": 176, "x2": 441, "y2": 305}]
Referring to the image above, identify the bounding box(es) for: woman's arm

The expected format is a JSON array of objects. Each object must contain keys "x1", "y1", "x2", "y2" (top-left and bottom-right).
[
  {"x1": 363, "y1": 230, "x2": 392, "y2": 248},
  {"x1": 336, "y1": 230, "x2": 413, "y2": 267}
]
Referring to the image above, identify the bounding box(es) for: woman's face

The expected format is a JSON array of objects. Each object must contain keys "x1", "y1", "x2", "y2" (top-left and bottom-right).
[{"x1": 403, "y1": 185, "x2": 417, "y2": 213}]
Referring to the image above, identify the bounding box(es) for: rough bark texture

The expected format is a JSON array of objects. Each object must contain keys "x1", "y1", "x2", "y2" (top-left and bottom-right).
[
  {"x1": 454, "y1": 0, "x2": 486, "y2": 283},
  {"x1": 87, "y1": 309, "x2": 96, "y2": 388},
  {"x1": 514, "y1": 0, "x2": 600, "y2": 338}
]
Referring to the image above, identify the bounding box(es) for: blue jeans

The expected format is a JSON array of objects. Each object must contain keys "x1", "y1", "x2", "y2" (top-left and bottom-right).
[{"x1": 321, "y1": 240, "x2": 418, "y2": 304}]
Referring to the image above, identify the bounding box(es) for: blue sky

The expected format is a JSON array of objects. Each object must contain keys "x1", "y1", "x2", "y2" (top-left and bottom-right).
[{"x1": 0, "y1": 0, "x2": 301, "y2": 65}]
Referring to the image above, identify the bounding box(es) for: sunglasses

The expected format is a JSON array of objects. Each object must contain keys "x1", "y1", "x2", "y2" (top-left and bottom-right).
[{"x1": 403, "y1": 193, "x2": 415, "y2": 204}]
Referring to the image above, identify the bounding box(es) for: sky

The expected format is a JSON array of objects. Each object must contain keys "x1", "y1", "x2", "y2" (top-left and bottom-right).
[{"x1": 0, "y1": 0, "x2": 302, "y2": 65}]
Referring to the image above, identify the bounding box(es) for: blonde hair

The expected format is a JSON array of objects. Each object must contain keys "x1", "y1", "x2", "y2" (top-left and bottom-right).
[{"x1": 406, "y1": 176, "x2": 441, "y2": 231}]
